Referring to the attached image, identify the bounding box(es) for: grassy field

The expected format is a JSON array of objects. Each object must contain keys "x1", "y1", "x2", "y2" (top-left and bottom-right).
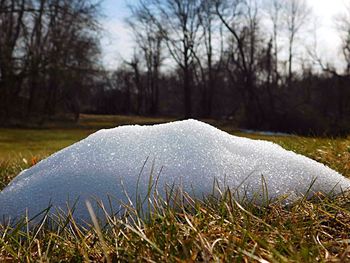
[{"x1": 0, "y1": 114, "x2": 350, "y2": 262}]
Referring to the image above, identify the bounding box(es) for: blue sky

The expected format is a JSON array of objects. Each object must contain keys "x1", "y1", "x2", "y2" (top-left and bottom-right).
[
  {"x1": 100, "y1": 0, "x2": 133, "y2": 68},
  {"x1": 100, "y1": 0, "x2": 348, "y2": 70},
  {"x1": 102, "y1": 0, "x2": 132, "y2": 18}
]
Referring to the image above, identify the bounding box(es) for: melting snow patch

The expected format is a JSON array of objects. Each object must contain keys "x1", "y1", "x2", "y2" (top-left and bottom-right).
[{"x1": 0, "y1": 119, "x2": 349, "y2": 222}]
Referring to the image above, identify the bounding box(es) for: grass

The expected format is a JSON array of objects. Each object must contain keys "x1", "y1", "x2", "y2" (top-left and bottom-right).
[
  {"x1": 0, "y1": 185, "x2": 349, "y2": 262},
  {"x1": 0, "y1": 114, "x2": 350, "y2": 262},
  {"x1": 0, "y1": 114, "x2": 173, "y2": 160}
]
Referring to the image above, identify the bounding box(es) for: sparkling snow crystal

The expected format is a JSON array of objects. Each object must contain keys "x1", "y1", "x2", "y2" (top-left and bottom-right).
[{"x1": 1, "y1": 119, "x2": 349, "y2": 222}]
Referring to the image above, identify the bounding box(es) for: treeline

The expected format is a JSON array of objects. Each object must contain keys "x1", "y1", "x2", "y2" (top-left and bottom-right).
[
  {"x1": 93, "y1": 0, "x2": 350, "y2": 135},
  {"x1": 1, "y1": 0, "x2": 350, "y2": 135},
  {"x1": 0, "y1": 0, "x2": 101, "y2": 123}
]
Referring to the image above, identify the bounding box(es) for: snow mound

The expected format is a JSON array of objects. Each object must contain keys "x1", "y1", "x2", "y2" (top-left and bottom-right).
[{"x1": 1, "y1": 119, "x2": 349, "y2": 222}]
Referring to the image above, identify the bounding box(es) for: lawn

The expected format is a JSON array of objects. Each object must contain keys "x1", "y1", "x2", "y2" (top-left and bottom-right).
[
  {"x1": 0, "y1": 114, "x2": 349, "y2": 262},
  {"x1": 0, "y1": 114, "x2": 174, "y2": 161}
]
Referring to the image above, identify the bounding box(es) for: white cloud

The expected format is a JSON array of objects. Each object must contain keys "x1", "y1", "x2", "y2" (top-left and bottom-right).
[
  {"x1": 306, "y1": 0, "x2": 347, "y2": 68},
  {"x1": 101, "y1": 18, "x2": 134, "y2": 69}
]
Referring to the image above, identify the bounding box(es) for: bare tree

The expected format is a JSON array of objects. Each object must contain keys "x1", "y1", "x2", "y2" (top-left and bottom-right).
[
  {"x1": 265, "y1": 0, "x2": 282, "y2": 84},
  {"x1": 42, "y1": 0, "x2": 101, "y2": 120},
  {"x1": 0, "y1": 0, "x2": 26, "y2": 119},
  {"x1": 307, "y1": 3, "x2": 350, "y2": 123},
  {"x1": 196, "y1": 0, "x2": 221, "y2": 117},
  {"x1": 283, "y1": 0, "x2": 310, "y2": 85},
  {"x1": 0, "y1": 0, "x2": 102, "y2": 122},
  {"x1": 336, "y1": 4, "x2": 350, "y2": 75},
  {"x1": 127, "y1": 3, "x2": 164, "y2": 115},
  {"x1": 126, "y1": 51, "x2": 144, "y2": 114},
  {"x1": 215, "y1": 0, "x2": 266, "y2": 125},
  {"x1": 138, "y1": 0, "x2": 202, "y2": 118},
  {"x1": 26, "y1": 0, "x2": 47, "y2": 116}
]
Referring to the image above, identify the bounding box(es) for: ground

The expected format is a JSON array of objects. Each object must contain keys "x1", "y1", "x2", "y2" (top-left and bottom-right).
[{"x1": 0, "y1": 114, "x2": 349, "y2": 262}]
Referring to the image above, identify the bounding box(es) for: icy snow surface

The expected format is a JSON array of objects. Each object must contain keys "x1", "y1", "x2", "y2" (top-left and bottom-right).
[{"x1": 1, "y1": 119, "x2": 350, "y2": 222}]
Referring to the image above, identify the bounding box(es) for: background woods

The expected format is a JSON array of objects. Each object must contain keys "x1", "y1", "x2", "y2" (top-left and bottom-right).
[
  {"x1": 1, "y1": 0, "x2": 350, "y2": 135},
  {"x1": 0, "y1": 0, "x2": 101, "y2": 122}
]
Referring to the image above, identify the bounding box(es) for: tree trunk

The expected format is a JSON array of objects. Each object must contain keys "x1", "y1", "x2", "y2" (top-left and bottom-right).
[{"x1": 183, "y1": 67, "x2": 192, "y2": 118}]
